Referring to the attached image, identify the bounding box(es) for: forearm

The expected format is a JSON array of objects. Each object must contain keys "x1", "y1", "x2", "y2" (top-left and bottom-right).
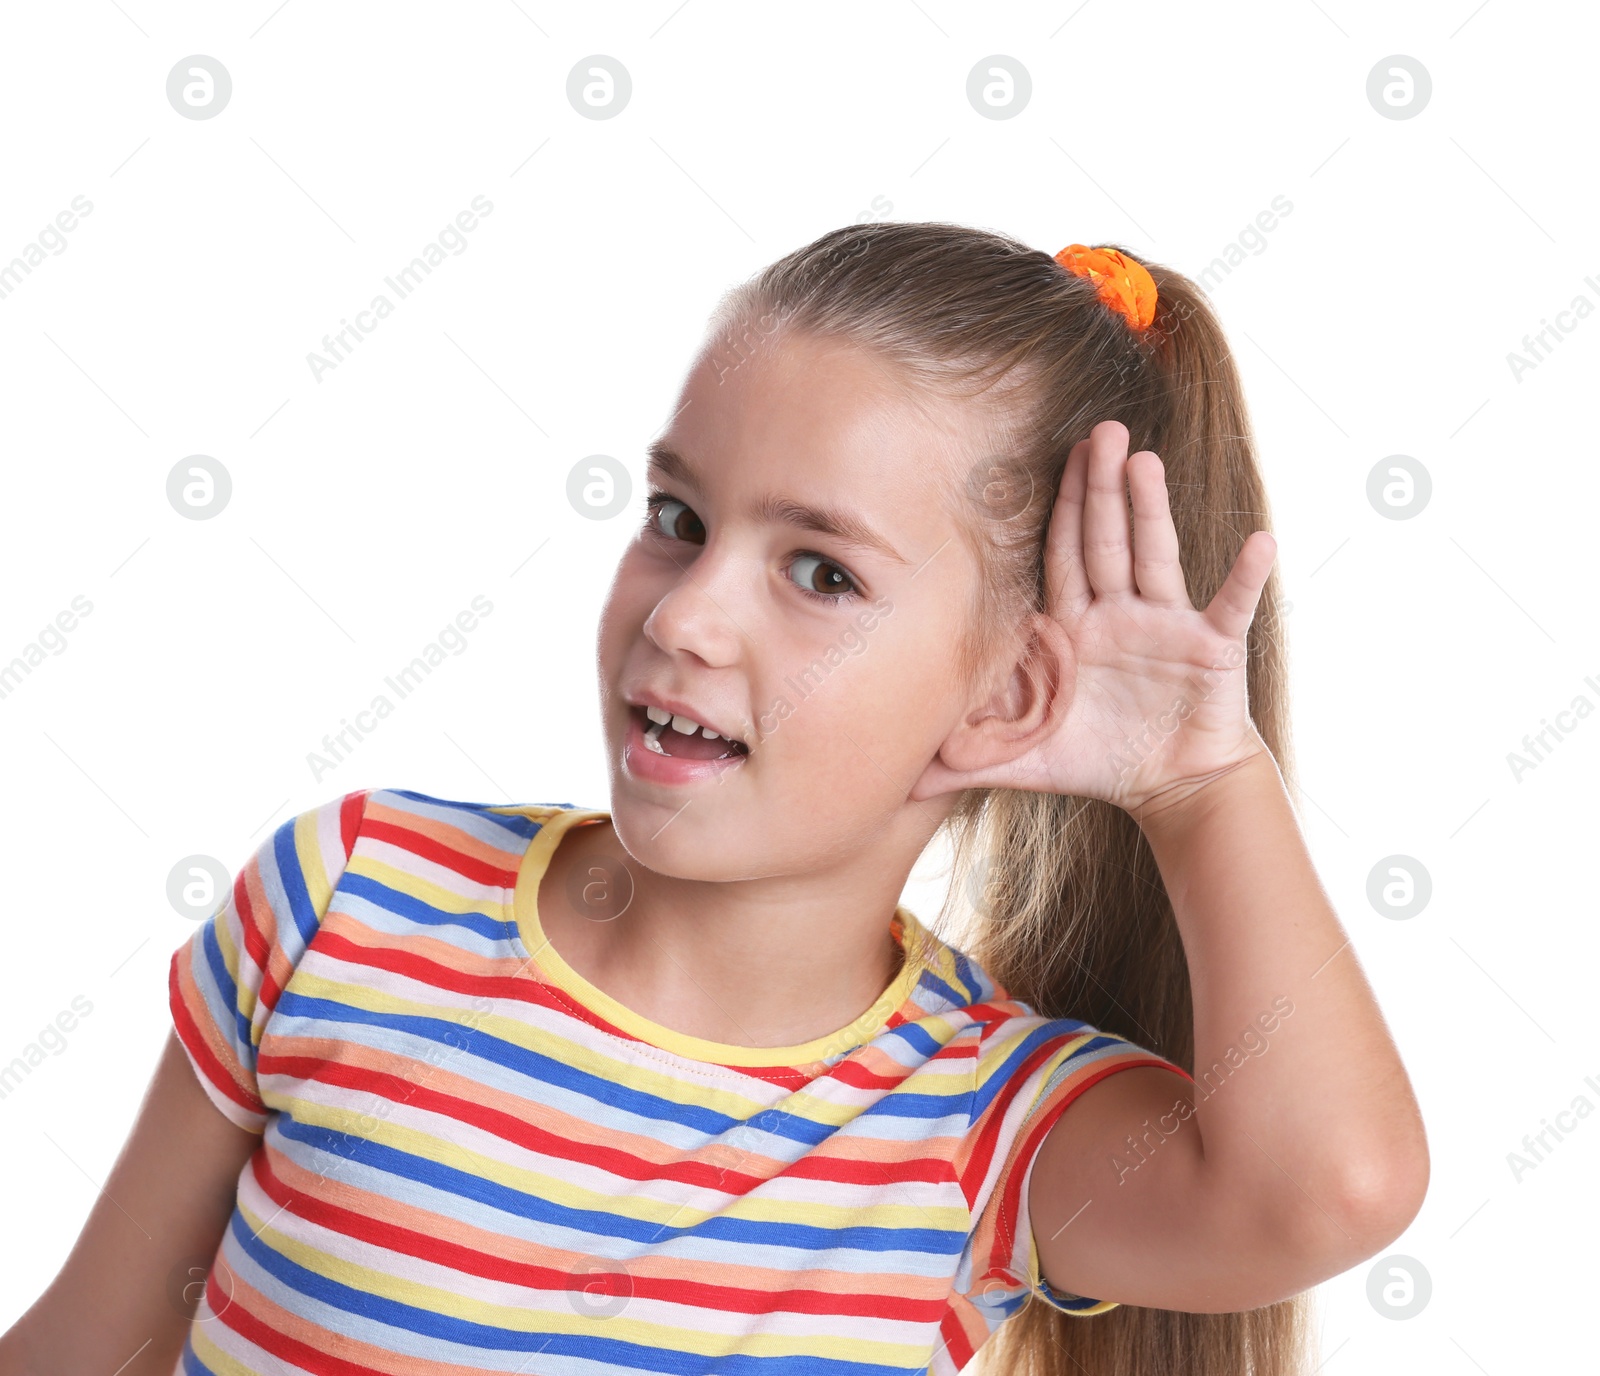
[{"x1": 1136, "y1": 746, "x2": 1429, "y2": 1249}]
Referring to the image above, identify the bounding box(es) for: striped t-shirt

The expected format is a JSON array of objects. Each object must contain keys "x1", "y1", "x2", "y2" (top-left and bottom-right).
[{"x1": 168, "y1": 786, "x2": 1191, "y2": 1375}]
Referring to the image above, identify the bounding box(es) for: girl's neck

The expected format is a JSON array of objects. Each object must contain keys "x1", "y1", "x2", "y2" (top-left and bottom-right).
[{"x1": 536, "y1": 816, "x2": 910, "y2": 1051}]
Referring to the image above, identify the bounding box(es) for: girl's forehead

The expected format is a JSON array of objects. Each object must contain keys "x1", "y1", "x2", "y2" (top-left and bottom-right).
[{"x1": 679, "y1": 337, "x2": 989, "y2": 486}]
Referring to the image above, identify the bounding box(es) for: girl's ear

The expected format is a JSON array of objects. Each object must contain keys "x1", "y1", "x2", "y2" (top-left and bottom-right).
[{"x1": 917, "y1": 614, "x2": 1077, "y2": 789}]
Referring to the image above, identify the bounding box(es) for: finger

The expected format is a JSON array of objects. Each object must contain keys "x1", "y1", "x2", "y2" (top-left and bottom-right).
[
  {"x1": 1082, "y1": 421, "x2": 1135, "y2": 597},
  {"x1": 1046, "y1": 436, "x2": 1092, "y2": 613},
  {"x1": 1128, "y1": 450, "x2": 1191, "y2": 609},
  {"x1": 1203, "y1": 530, "x2": 1278, "y2": 642}
]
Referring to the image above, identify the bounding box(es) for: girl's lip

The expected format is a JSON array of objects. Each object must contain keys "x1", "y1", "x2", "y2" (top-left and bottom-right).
[{"x1": 621, "y1": 704, "x2": 750, "y2": 787}]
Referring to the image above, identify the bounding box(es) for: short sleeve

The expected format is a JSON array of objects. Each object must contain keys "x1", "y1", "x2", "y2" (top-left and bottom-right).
[
  {"x1": 167, "y1": 790, "x2": 368, "y2": 1134},
  {"x1": 952, "y1": 1015, "x2": 1194, "y2": 1326}
]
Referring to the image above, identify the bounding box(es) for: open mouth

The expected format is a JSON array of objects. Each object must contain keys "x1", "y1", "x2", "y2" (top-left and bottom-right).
[{"x1": 633, "y1": 704, "x2": 750, "y2": 761}]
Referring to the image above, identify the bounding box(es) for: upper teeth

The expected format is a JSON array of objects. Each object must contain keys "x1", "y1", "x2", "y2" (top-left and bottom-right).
[{"x1": 645, "y1": 704, "x2": 729, "y2": 740}]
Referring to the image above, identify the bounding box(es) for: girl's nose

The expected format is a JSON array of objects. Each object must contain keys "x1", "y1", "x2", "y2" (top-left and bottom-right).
[{"x1": 641, "y1": 557, "x2": 752, "y2": 667}]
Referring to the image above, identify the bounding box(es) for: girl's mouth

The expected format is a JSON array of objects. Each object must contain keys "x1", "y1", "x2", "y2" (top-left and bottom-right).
[{"x1": 629, "y1": 704, "x2": 750, "y2": 762}]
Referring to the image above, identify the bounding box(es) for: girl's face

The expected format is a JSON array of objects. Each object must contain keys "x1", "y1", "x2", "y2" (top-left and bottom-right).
[{"x1": 595, "y1": 327, "x2": 1002, "y2": 882}]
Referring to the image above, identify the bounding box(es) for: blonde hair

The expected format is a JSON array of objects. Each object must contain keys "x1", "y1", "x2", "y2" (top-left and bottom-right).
[{"x1": 709, "y1": 221, "x2": 1312, "y2": 1375}]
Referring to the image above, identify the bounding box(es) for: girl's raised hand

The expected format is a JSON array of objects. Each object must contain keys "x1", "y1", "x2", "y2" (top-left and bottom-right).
[{"x1": 915, "y1": 420, "x2": 1278, "y2": 823}]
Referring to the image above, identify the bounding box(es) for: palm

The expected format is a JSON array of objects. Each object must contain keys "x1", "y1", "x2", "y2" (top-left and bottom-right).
[
  {"x1": 917, "y1": 421, "x2": 1277, "y2": 820},
  {"x1": 1019, "y1": 587, "x2": 1257, "y2": 815}
]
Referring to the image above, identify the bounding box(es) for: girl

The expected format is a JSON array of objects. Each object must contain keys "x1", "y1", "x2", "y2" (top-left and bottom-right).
[{"x1": 2, "y1": 223, "x2": 1428, "y2": 1376}]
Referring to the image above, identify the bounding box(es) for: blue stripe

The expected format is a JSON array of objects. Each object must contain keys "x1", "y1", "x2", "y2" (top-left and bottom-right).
[
  {"x1": 969, "y1": 1021, "x2": 1109, "y2": 1121},
  {"x1": 178, "y1": 1334, "x2": 216, "y2": 1374},
  {"x1": 271, "y1": 1115, "x2": 965, "y2": 1260},
  {"x1": 847, "y1": 1086, "x2": 968, "y2": 1125},
  {"x1": 912, "y1": 966, "x2": 968, "y2": 1015},
  {"x1": 199, "y1": 911, "x2": 252, "y2": 1066},
  {"x1": 885, "y1": 1019, "x2": 947, "y2": 1060},
  {"x1": 946, "y1": 946, "x2": 987, "y2": 1005},
  {"x1": 269, "y1": 811, "x2": 322, "y2": 949},
  {"x1": 337, "y1": 869, "x2": 511, "y2": 942}
]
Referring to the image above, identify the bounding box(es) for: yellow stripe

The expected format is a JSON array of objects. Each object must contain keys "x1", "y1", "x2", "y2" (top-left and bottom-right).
[
  {"x1": 210, "y1": 896, "x2": 259, "y2": 1044},
  {"x1": 351, "y1": 851, "x2": 501, "y2": 924},
  {"x1": 293, "y1": 804, "x2": 340, "y2": 923},
  {"x1": 975, "y1": 1028, "x2": 1102, "y2": 1088}
]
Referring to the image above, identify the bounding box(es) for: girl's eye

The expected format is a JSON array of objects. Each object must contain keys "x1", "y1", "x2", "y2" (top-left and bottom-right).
[
  {"x1": 646, "y1": 492, "x2": 704, "y2": 540},
  {"x1": 640, "y1": 496, "x2": 857, "y2": 601},
  {"x1": 790, "y1": 550, "x2": 864, "y2": 598}
]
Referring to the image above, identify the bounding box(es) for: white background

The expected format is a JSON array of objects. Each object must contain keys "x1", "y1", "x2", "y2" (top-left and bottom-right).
[{"x1": 1, "y1": 2, "x2": 1595, "y2": 1370}]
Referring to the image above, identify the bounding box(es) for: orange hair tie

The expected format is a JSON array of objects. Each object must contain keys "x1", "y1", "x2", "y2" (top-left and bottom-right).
[{"x1": 1054, "y1": 244, "x2": 1158, "y2": 332}]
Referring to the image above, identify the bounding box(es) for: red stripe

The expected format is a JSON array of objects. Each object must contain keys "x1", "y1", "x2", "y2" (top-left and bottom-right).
[
  {"x1": 960, "y1": 1033, "x2": 1061, "y2": 1207},
  {"x1": 361, "y1": 814, "x2": 520, "y2": 889},
  {"x1": 964, "y1": 1000, "x2": 1018, "y2": 1023},
  {"x1": 233, "y1": 859, "x2": 281, "y2": 1018},
  {"x1": 988, "y1": 1055, "x2": 1191, "y2": 1271},
  {"x1": 827, "y1": 1059, "x2": 917, "y2": 1092},
  {"x1": 168, "y1": 947, "x2": 263, "y2": 1117},
  {"x1": 338, "y1": 788, "x2": 369, "y2": 860},
  {"x1": 724, "y1": 1059, "x2": 826, "y2": 1088},
  {"x1": 314, "y1": 926, "x2": 530, "y2": 997},
  {"x1": 756, "y1": 1150, "x2": 955, "y2": 1187},
  {"x1": 937, "y1": 1306, "x2": 979, "y2": 1369},
  {"x1": 247, "y1": 1149, "x2": 947, "y2": 1323}
]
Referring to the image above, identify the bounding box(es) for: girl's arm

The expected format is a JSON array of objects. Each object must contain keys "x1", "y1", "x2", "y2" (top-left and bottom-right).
[
  {"x1": 916, "y1": 422, "x2": 1428, "y2": 1311},
  {"x1": 1027, "y1": 743, "x2": 1431, "y2": 1312},
  {"x1": 0, "y1": 1029, "x2": 259, "y2": 1375}
]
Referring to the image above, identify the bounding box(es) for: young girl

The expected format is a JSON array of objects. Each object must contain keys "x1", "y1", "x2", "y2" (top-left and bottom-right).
[{"x1": 2, "y1": 223, "x2": 1428, "y2": 1376}]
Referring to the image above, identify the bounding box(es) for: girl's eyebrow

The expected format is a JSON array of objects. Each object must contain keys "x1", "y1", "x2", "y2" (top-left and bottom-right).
[{"x1": 646, "y1": 439, "x2": 909, "y2": 565}]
